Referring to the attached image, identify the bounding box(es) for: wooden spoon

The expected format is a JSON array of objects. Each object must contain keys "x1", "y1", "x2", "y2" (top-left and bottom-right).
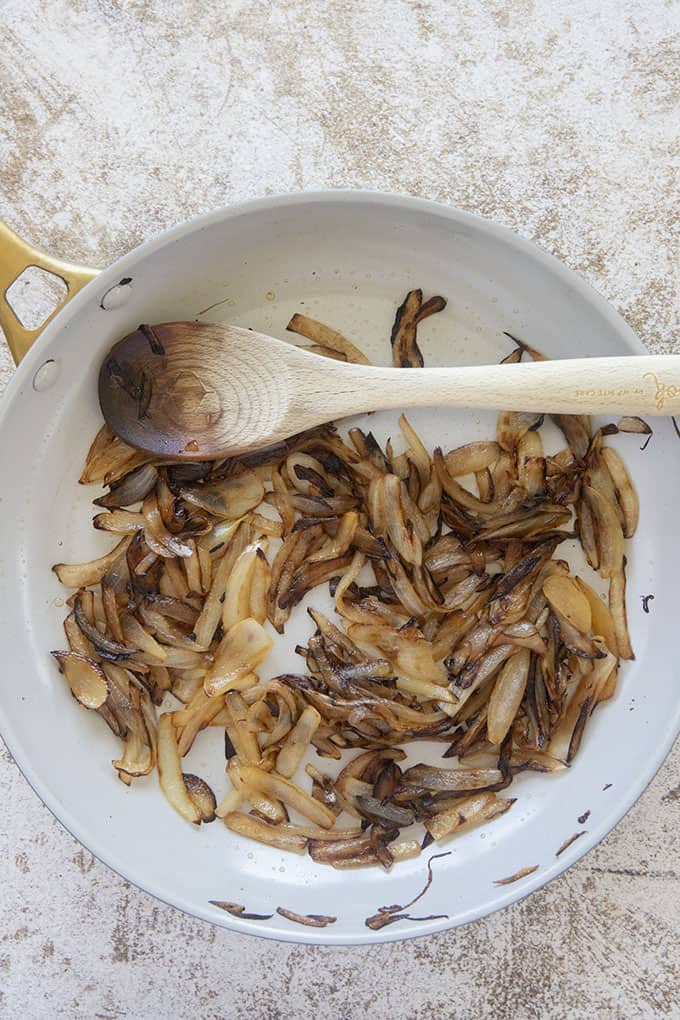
[{"x1": 99, "y1": 321, "x2": 680, "y2": 459}]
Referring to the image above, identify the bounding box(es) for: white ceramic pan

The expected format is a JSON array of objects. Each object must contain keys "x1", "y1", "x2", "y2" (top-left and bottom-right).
[{"x1": 1, "y1": 192, "x2": 678, "y2": 944}]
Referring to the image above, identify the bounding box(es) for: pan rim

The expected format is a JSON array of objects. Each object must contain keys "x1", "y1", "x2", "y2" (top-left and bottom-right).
[{"x1": 1, "y1": 189, "x2": 673, "y2": 945}]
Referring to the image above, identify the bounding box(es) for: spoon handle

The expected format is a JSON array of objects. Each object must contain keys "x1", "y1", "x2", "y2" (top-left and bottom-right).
[{"x1": 329, "y1": 355, "x2": 680, "y2": 417}]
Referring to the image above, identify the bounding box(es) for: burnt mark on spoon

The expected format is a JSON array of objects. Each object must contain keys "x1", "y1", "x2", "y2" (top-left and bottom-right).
[
  {"x1": 104, "y1": 356, "x2": 143, "y2": 403},
  {"x1": 139, "y1": 323, "x2": 166, "y2": 356},
  {"x1": 137, "y1": 370, "x2": 153, "y2": 420}
]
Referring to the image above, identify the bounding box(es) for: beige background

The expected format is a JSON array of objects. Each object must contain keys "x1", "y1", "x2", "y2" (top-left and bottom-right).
[{"x1": 1, "y1": 1, "x2": 679, "y2": 1017}]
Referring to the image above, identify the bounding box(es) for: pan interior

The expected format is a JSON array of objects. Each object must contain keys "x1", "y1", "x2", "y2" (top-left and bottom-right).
[{"x1": 0, "y1": 195, "x2": 676, "y2": 944}]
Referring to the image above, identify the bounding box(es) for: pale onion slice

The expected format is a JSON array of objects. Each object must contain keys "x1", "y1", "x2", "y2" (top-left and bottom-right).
[
  {"x1": 601, "y1": 447, "x2": 639, "y2": 539},
  {"x1": 222, "y1": 542, "x2": 268, "y2": 631},
  {"x1": 53, "y1": 535, "x2": 132, "y2": 588},
  {"x1": 444, "y1": 441, "x2": 501, "y2": 477},
  {"x1": 610, "y1": 566, "x2": 634, "y2": 661},
  {"x1": 237, "y1": 765, "x2": 336, "y2": 829},
  {"x1": 574, "y1": 576, "x2": 618, "y2": 655},
  {"x1": 224, "y1": 812, "x2": 308, "y2": 853},
  {"x1": 486, "y1": 648, "x2": 531, "y2": 745},
  {"x1": 157, "y1": 714, "x2": 202, "y2": 825},
  {"x1": 51, "y1": 651, "x2": 109, "y2": 709},
  {"x1": 584, "y1": 485, "x2": 624, "y2": 580},
  {"x1": 180, "y1": 468, "x2": 264, "y2": 519},
  {"x1": 204, "y1": 619, "x2": 273, "y2": 697},
  {"x1": 275, "y1": 706, "x2": 322, "y2": 778},
  {"x1": 542, "y1": 576, "x2": 592, "y2": 634}
]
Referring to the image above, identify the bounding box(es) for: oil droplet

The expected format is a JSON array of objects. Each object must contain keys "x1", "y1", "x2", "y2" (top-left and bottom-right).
[
  {"x1": 53, "y1": 597, "x2": 64, "y2": 607},
  {"x1": 265, "y1": 290, "x2": 275, "y2": 301}
]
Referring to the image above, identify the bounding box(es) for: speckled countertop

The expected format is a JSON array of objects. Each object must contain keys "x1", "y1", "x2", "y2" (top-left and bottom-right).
[{"x1": 1, "y1": 2, "x2": 679, "y2": 1017}]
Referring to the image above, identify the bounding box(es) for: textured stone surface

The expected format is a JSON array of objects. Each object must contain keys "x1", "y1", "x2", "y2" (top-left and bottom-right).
[{"x1": 1, "y1": 1, "x2": 678, "y2": 1017}]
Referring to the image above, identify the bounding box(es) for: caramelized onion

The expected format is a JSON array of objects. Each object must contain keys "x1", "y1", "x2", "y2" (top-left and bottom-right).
[{"x1": 52, "y1": 293, "x2": 637, "y2": 868}]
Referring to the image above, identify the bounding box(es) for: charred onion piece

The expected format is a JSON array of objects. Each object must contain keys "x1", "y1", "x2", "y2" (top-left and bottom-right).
[
  {"x1": 494, "y1": 864, "x2": 539, "y2": 885},
  {"x1": 74, "y1": 593, "x2": 139, "y2": 659},
  {"x1": 276, "y1": 906, "x2": 337, "y2": 927},
  {"x1": 209, "y1": 900, "x2": 273, "y2": 920},
  {"x1": 183, "y1": 773, "x2": 218, "y2": 822},
  {"x1": 390, "y1": 289, "x2": 447, "y2": 368}
]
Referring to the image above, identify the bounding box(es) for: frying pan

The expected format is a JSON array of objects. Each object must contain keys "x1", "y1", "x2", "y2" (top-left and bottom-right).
[{"x1": 1, "y1": 192, "x2": 678, "y2": 944}]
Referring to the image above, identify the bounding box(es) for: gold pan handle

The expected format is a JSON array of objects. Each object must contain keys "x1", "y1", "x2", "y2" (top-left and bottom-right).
[{"x1": 0, "y1": 220, "x2": 99, "y2": 363}]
